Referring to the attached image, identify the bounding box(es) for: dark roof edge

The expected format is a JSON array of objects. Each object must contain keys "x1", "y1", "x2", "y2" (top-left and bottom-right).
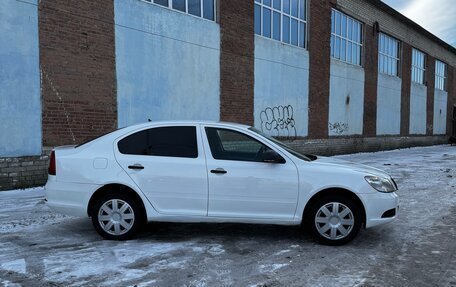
[{"x1": 367, "y1": 0, "x2": 456, "y2": 56}]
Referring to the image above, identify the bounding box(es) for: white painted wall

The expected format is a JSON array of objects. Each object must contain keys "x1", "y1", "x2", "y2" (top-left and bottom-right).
[
  {"x1": 377, "y1": 74, "x2": 401, "y2": 135},
  {"x1": 409, "y1": 83, "x2": 427, "y2": 134},
  {"x1": 114, "y1": 0, "x2": 220, "y2": 127},
  {"x1": 328, "y1": 60, "x2": 365, "y2": 136},
  {"x1": 254, "y1": 37, "x2": 309, "y2": 138},
  {"x1": 433, "y1": 89, "x2": 447, "y2": 135}
]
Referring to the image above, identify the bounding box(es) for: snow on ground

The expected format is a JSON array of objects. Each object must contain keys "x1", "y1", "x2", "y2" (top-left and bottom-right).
[{"x1": 0, "y1": 145, "x2": 455, "y2": 286}]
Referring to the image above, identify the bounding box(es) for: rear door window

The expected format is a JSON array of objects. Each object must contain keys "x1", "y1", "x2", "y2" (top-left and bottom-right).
[{"x1": 118, "y1": 126, "x2": 198, "y2": 158}]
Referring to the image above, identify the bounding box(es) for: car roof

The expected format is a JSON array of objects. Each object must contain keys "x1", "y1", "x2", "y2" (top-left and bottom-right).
[
  {"x1": 119, "y1": 120, "x2": 252, "y2": 131},
  {"x1": 77, "y1": 121, "x2": 253, "y2": 149}
]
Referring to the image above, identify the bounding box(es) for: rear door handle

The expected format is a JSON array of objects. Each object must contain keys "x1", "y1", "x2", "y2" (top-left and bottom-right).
[
  {"x1": 128, "y1": 164, "x2": 144, "y2": 170},
  {"x1": 210, "y1": 168, "x2": 227, "y2": 174}
]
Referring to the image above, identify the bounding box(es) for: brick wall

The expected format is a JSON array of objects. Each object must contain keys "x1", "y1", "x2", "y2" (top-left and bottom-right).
[
  {"x1": 308, "y1": 0, "x2": 335, "y2": 139},
  {"x1": 337, "y1": 0, "x2": 456, "y2": 138},
  {"x1": 39, "y1": 0, "x2": 117, "y2": 147},
  {"x1": 0, "y1": 149, "x2": 51, "y2": 191},
  {"x1": 426, "y1": 55, "x2": 435, "y2": 135},
  {"x1": 400, "y1": 43, "x2": 412, "y2": 136},
  {"x1": 363, "y1": 24, "x2": 379, "y2": 136},
  {"x1": 2, "y1": 0, "x2": 455, "y2": 192},
  {"x1": 219, "y1": 0, "x2": 254, "y2": 125},
  {"x1": 337, "y1": 0, "x2": 456, "y2": 67}
]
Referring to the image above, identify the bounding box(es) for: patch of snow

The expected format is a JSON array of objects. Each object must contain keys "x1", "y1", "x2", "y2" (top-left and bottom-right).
[
  {"x1": 207, "y1": 244, "x2": 225, "y2": 256},
  {"x1": 1, "y1": 259, "x2": 26, "y2": 274},
  {"x1": 43, "y1": 241, "x2": 198, "y2": 286},
  {"x1": 1, "y1": 280, "x2": 22, "y2": 287},
  {"x1": 111, "y1": 241, "x2": 190, "y2": 264},
  {"x1": 274, "y1": 249, "x2": 291, "y2": 256},
  {"x1": 191, "y1": 246, "x2": 204, "y2": 253},
  {"x1": 136, "y1": 280, "x2": 157, "y2": 287},
  {"x1": 186, "y1": 276, "x2": 209, "y2": 287},
  {"x1": 353, "y1": 278, "x2": 367, "y2": 287},
  {"x1": 259, "y1": 263, "x2": 288, "y2": 273},
  {"x1": 0, "y1": 187, "x2": 44, "y2": 199},
  {"x1": 100, "y1": 269, "x2": 152, "y2": 287}
]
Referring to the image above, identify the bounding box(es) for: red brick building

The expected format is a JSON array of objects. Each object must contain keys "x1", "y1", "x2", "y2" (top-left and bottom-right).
[{"x1": 1, "y1": 0, "x2": 455, "y2": 190}]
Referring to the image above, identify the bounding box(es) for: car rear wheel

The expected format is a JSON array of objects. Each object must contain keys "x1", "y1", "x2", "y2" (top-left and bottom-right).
[
  {"x1": 308, "y1": 196, "x2": 362, "y2": 245},
  {"x1": 91, "y1": 193, "x2": 143, "y2": 240}
]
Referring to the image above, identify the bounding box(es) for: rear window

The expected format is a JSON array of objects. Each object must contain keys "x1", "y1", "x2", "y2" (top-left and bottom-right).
[
  {"x1": 76, "y1": 128, "x2": 124, "y2": 148},
  {"x1": 118, "y1": 126, "x2": 198, "y2": 158}
]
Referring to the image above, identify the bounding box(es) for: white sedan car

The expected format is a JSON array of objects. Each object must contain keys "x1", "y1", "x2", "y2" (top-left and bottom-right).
[{"x1": 45, "y1": 121, "x2": 399, "y2": 245}]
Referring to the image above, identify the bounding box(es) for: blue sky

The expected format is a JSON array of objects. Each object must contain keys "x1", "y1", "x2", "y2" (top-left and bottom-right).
[{"x1": 382, "y1": 0, "x2": 456, "y2": 47}]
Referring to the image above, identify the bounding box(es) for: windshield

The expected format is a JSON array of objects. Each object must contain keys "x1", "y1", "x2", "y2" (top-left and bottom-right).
[{"x1": 248, "y1": 127, "x2": 317, "y2": 161}]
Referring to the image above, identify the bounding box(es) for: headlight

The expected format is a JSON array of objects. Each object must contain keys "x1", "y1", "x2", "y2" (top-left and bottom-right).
[{"x1": 365, "y1": 176, "x2": 396, "y2": 193}]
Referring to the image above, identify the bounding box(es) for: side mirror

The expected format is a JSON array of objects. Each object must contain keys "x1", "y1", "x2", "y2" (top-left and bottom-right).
[{"x1": 262, "y1": 150, "x2": 285, "y2": 164}]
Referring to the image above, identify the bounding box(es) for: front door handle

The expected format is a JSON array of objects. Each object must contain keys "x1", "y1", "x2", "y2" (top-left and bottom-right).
[
  {"x1": 128, "y1": 164, "x2": 144, "y2": 170},
  {"x1": 210, "y1": 168, "x2": 227, "y2": 174}
]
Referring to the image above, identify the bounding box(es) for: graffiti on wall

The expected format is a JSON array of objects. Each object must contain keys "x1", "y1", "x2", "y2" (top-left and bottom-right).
[
  {"x1": 329, "y1": 122, "x2": 349, "y2": 135},
  {"x1": 260, "y1": 105, "x2": 297, "y2": 140}
]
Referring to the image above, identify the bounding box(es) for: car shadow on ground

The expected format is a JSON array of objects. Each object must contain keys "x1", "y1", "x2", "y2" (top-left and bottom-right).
[
  {"x1": 139, "y1": 222, "x2": 312, "y2": 243},
  {"x1": 133, "y1": 221, "x2": 392, "y2": 249},
  {"x1": 69, "y1": 216, "x2": 389, "y2": 248}
]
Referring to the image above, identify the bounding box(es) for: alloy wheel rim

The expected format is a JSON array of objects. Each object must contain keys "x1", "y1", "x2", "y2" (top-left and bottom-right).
[
  {"x1": 98, "y1": 199, "x2": 135, "y2": 236},
  {"x1": 315, "y1": 202, "x2": 354, "y2": 240}
]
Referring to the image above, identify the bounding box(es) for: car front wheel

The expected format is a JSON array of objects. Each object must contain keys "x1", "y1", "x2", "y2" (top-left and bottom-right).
[
  {"x1": 91, "y1": 193, "x2": 143, "y2": 240},
  {"x1": 308, "y1": 196, "x2": 362, "y2": 245}
]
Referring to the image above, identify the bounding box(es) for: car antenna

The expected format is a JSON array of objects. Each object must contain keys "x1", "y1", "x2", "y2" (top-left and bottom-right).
[{"x1": 148, "y1": 119, "x2": 152, "y2": 122}]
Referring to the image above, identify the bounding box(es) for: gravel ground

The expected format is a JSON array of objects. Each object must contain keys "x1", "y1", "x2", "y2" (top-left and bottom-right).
[{"x1": 0, "y1": 145, "x2": 455, "y2": 287}]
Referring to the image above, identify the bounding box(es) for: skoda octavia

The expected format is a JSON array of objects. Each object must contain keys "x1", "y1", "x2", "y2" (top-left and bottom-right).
[{"x1": 45, "y1": 121, "x2": 399, "y2": 245}]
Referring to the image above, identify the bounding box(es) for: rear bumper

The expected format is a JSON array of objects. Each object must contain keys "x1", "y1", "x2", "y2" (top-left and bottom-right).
[
  {"x1": 361, "y1": 191, "x2": 399, "y2": 228},
  {"x1": 45, "y1": 176, "x2": 101, "y2": 217}
]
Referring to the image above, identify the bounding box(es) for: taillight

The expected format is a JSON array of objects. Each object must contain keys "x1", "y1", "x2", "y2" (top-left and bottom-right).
[{"x1": 48, "y1": 151, "x2": 56, "y2": 175}]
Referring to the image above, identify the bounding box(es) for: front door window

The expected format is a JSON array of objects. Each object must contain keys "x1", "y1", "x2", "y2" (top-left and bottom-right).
[{"x1": 205, "y1": 127, "x2": 271, "y2": 162}]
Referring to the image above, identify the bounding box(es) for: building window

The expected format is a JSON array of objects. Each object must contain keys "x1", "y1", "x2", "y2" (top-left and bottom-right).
[
  {"x1": 144, "y1": 0, "x2": 215, "y2": 21},
  {"x1": 331, "y1": 9, "x2": 363, "y2": 66},
  {"x1": 435, "y1": 60, "x2": 447, "y2": 91},
  {"x1": 254, "y1": 0, "x2": 307, "y2": 49},
  {"x1": 411, "y1": 48, "x2": 426, "y2": 85},
  {"x1": 378, "y1": 33, "x2": 400, "y2": 76}
]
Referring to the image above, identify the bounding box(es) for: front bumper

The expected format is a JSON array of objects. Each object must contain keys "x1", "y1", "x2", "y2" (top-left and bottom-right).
[{"x1": 360, "y1": 191, "x2": 399, "y2": 228}]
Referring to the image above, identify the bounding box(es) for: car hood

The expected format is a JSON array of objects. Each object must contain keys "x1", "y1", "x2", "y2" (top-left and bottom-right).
[{"x1": 312, "y1": 156, "x2": 391, "y2": 178}]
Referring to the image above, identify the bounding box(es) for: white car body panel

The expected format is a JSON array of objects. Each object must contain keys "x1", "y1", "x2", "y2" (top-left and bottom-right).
[
  {"x1": 113, "y1": 123, "x2": 208, "y2": 216},
  {"x1": 45, "y1": 121, "x2": 399, "y2": 229},
  {"x1": 200, "y1": 124, "x2": 300, "y2": 220},
  {"x1": 45, "y1": 176, "x2": 100, "y2": 217}
]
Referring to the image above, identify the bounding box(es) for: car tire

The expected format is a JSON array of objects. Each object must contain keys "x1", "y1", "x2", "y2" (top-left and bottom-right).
[
  {"x1": 307, "y1": 195, "x2": 362, "y2": 246},
  {"x1": 91, "y1": 193, "x2": 144, "y2": 240}
]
